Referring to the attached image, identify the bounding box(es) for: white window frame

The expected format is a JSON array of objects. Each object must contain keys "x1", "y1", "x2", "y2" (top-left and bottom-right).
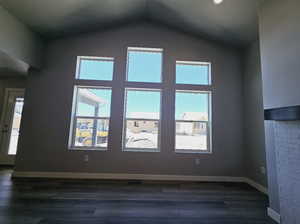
[
  {"x1": 76, "y1": 56, "x2": 114, "y2": 80},
  {"x1": 126, "y1": 47, "x2": 163, "y2": 83},
  {"x1": 122, "y1": 88, "x2": 162, "y2": 152},
  {"x1": 176, "y1": 61, "x2": 211, "y2": 85},
  {"x1": 175, "y1": 60, "x2": 212, "y2": 154},
  {"x1": 68, "y1": 56, "x2": 114, "y2": 151},
  {"x1": 175, "y1": 90, "x2": 212, "y2": 154}
]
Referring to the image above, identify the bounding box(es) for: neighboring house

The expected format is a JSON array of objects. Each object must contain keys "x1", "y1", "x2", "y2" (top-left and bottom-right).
[
  {"x1": 177, "y1": 112, "x2": 208, "y2": 135},
  {"x1": 126, "y1": 111, "x2": 208, "y2": 135},
  {"x1": 127, "y1": 112, "x2": 159, "y2": 134}
]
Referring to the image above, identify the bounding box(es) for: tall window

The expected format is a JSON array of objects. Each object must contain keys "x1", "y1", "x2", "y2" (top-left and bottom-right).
[
  {"x1": 69, "y1": 56, "x2": 114, "y2": 150},
  {"x1": 123, "y1": 47, "x2": 163, "y2": 151},
  {"x1": 175, "y1": 61, "x2": 212, "y2": 153},
  {"x1": 123, "y1": 89, "x2": 161, "y2": 151}
]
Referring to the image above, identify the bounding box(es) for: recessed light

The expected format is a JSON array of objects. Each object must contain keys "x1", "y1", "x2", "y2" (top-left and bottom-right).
[{"x1": 213, "y1": 0, "x2": 223, "y2": 5}]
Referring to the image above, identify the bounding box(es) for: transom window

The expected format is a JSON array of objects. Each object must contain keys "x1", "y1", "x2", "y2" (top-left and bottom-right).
[
  {"x1": 176, "y1": 61, "x2": 210, "y2": 85},
  {"x1": 127, "y1": 47, "x2": 163, "y2": 83},
  {"x1": 69, "y1": 50, "x2": 212, "y2": 153},
  {"x1": 77, "y1": 56, "x2": 114, "y2": 81}
]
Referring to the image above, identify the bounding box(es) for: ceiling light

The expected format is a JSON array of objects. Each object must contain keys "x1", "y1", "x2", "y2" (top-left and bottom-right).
[{"x1": 213, "y1": 0, "x2": 223, "y2": 5}]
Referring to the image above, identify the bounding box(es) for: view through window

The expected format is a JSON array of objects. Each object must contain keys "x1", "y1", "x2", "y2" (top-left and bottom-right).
[
  {"x1": 8, "y1": 98, "x2": 24, "y2": 155},
  {"x1": 127, "y1": 47, "x2": 162, "y2": 83},
  {"x1": 69, "y1": 56, "x2": 114, "y2": 150},
  {"x1": 124, "y1": 89, "x2": 161, "y2": 151},
  {"x1": 175, "y1": 91, "x2": 210, "y2": 151},
  {"x1": 69, "y1": 50, "x2": 212, "y2": 153},
  {"x1": 72, "y1": 88, "x2": 112, "y2": 149}
]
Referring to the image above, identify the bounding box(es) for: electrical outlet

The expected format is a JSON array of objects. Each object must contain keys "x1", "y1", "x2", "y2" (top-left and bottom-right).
[
  {"x1": 260, "y1": 166, "x2": 266, "y2": 175},
  {"x1": 84, "y1": 155, "x2": 89, "y2": 162},
  {"x1": 195, "y1": 158, "x2": 200, "y2": 165}
]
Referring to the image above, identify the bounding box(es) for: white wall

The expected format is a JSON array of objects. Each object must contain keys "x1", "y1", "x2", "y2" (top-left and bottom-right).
[{"x1": 243, "y1": 41, "x2": 267, "y2": 187}]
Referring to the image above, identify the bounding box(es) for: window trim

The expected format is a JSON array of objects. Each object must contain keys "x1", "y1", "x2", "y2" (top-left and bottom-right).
[
  {"x1": 176, "y1": 60, "x2": 212, "y2": 86},
  {"x1": 68, "y1": 85, "x2": 113, "y2": 151},
  {"x1": 122, "y1": 88, "x2": 162, "y2": 152},
  {"x1": 126, "y1": 47, "x2": 163, "y2": 83},
  {"x1": 174, "y1": 83, "x2": 212, "y2": 154},
  {"x1": 69, "y1": 54, "x2": 214, "y2": 154},
  {"x1": 76, "y1": 56, "x2": 114, "y2": 81}
]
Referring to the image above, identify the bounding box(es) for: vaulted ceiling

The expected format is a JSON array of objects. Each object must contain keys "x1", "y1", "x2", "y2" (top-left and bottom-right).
[{"x1": 0, "y1": 0, "x2": 263, "y2": 47}]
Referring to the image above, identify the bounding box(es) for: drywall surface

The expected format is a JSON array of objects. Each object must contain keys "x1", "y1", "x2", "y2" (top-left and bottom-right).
[
  {"x1": 15, "y1": 23, "x2": 244, "y2": 177},
  {"x1": 0, "y1": 6, "x2": 43, "y2": 68},
  {"x1": 243, "y1": 41, "x2": 267, "y2": 187},
  {"x1": 259, "y1": 0, "x2": 300, "y2": 109}
]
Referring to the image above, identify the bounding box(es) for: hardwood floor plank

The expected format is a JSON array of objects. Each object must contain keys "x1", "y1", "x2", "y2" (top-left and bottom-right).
[{"x1": 0, "y1": 168, "x2": 276, "y2": 224}]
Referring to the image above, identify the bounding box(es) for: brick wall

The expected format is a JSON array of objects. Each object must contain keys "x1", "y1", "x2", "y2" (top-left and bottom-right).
[{"x1": 274, "y1": 121, "x2": 300, "y2": 224}]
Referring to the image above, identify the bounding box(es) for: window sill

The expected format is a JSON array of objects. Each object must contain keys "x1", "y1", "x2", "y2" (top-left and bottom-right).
[
  {"x1": 68, "y1": 147, "x2": 108, "y2": 151},
  {"x1": 175, "y1": 150, "x2": 212, "y2": 154},
  {"x1": 123, "y1": 148, "x2": 160, "y2": 153}
]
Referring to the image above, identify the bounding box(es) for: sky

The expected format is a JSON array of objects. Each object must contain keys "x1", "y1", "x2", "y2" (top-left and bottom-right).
[
  {"x1": 77, "y1": 89, "x2": 111, "y2": 117},
  {"x1": 176, "y1": 64, "x2": 209, "y2": 85},
  {"x1": 127, "y1": 51, "x2": 162, "y2": 82},
  {"x1": 79, "y1": 59, "x2": 114, "y2": 80},
  {"x1": 77, "y1": 52, "x2": 209, "y2": 119}
]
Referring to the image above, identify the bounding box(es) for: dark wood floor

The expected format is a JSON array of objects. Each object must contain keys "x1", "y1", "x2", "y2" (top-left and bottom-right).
[{"x1": 0, "y1": 168, "x2": 276, "y2": 224}]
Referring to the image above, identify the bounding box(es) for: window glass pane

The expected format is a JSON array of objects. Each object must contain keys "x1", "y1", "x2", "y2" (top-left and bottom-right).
[
  {"x1": 96, "y1": 119, "x2": 109, "y2": 147},
  {"x1": 76, "y1": 88, "x2": 111, "y2": 117},
  {"x1": 8, "y1": 98, "x2": 24, "y2": 155},
  {"x1": 175, "y1": 92, "x2": 208, "y2": 121},
  {"x1": 75, "y1": 118, "x2": 94, "y2": 147},
  {"x1": 175, "y1": 91, "x2": 210, "y2": 151},
  {"x1": 78, "y1": 58, "x2": 114, "y2": 80},
  {"x1": 176, "y1": 62, "x2": 210, "y2": 85},
  {"x1": 176, "y1": 121, "x2": 207, "y2": 150},
  {"x1": 125, "y1": 120, "x2": 158, "y2": 149},
  {"x1": 124, "y1": 89, "x2": 161, "y2": 150},
  {"x1": 127, "y1": 48, "x2": 162, "y2": 82},
  {"x1": 126, "y1": 90, "x2": 160, "y2": 119}
]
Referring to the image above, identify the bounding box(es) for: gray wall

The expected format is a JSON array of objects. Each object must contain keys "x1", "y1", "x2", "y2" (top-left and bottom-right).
[
  {"x1": 259, "y1": 0, "x2": 300, "y2": 109},
  {"x1": 15, "y1": 23, "x2": 245, "y2": 177},
  {"x1": 258, "y1": 0, "x2": 300, "y2": 217},
  {"x1": 0, "y1": 6, "x2": 43, "y2": 68},
  {"x1": 243, "y1": 41, "x2": 267, "y2": 187}
]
